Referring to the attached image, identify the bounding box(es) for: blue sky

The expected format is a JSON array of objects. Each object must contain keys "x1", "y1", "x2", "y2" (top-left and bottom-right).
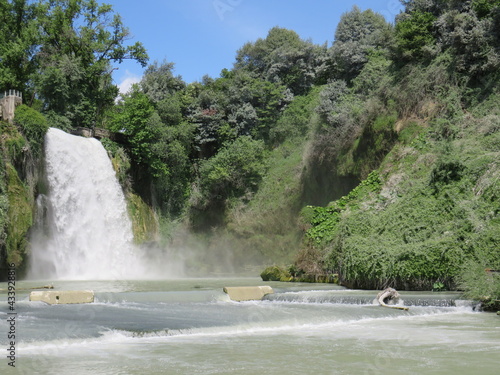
[{"x1": 106, "y1": 0, "x2": 403, "y2": 93}]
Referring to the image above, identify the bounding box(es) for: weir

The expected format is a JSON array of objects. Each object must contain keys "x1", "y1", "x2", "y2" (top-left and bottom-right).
[
  {"x1": 14, "y1": 279, "x2": 497, "y2": 374},
  {"x1": 29, "y1": 128, "x2": 146, "y2": 280},
  {"x1": 265, "y1": 290, "x2": 473, "y2": 308}
]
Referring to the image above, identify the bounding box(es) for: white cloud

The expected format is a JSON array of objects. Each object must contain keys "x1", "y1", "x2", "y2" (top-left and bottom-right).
[{"x1": 117, "y1": 70, "x2": 142, "y2": 95}]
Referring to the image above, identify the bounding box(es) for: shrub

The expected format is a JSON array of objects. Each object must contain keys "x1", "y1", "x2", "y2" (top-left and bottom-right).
[
  {"x1": 459, "y1": 260, "x2": 500, "y2": 311},
  {"x1": 331, "y1": 6, "x2": 393, "y2": 80},
  {"x1": 429, "y1": 159, "x2": 465, "y2": 192},
  {"x1": 0, "y1": 123, "x2": 26, "y2": 162},
  {"x1": 5, "y1": 163, "x2": 32, "y2": 270},
  {"x1": 14, "y1": 105, "x2": 49, "y2": 158},
  {"x1": 260, "y1": 265, "x2": 292, "y2": 281},
  {"x1": 395, "y1": 11, "x2": 437, "y2": 61},
  {"x1": 315, "y1": 80, "x2": 348, "y2": 126},
  {"x1": 199, "y1": 136, "x2": 267, "y2": 203},
  {"x1": 269, "y1": 87, "x2": 319, "y2": 145}
]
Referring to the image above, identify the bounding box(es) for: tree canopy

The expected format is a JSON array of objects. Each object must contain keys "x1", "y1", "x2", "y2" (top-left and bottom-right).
[
  {"x1": 330, "y1": 6, "x2": 393, "y2": 81},
  {"x1": 234, "y1": 27, "x2": 327, "y2": 95},
  {"x1": 0, "y1": 0, "x2": 40, "y2": 92},
  {"x1": 0, "y1": 0, "x2": 148, "y2": 127}
]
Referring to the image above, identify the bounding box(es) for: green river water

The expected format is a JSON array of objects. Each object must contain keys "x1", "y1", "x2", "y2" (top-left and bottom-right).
[{"x1": 1, "y1": 278, "x2": 499, "y2": 374}]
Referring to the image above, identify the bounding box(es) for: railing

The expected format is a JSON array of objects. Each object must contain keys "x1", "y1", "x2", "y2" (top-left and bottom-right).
[{"x1": 69, "y1": 127, "x2": 128, "y2": 144}]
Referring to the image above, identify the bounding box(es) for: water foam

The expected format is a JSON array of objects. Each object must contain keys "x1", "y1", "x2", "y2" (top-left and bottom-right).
[
  {"x1": 18, "y1": 305, "x2": 476, "y2": 357},
  {"x1": 29, "y1": 128, "x2": 148, "y2": 280}
]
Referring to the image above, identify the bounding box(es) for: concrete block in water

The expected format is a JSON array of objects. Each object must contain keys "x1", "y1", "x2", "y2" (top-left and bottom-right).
[
  {"x1": 223, "y1": 286, "x2": 274, "y2": 301},
  {"x1": 29, "y1": 290, "x2": 94, "y2": 305}
]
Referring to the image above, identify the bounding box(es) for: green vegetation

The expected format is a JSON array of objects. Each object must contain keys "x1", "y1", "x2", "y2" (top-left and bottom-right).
[
  {"x1": 1, "y1": 0, "x2": 147, "y2": 127},
  {"x1": 260, "y1": 266, "x2": 292, "y2": 282},
  {"x1": 0, "y1": 158, "x2": 8, "y2": 274},
  {"x1": 126, "y1": 192, "x2": 158, "y2": 244},
  {"x1": 304, "y1": 171, "x2": 381, "y2": 246},
  {"x1": 5, "y1": 163, "x2": 32, "y2": 268},
  {"x1": 14, "y1": 105, "x2": 49, "y2": 158},
  {"x1": 459, "y1": 263, "x2": 500, "y2": 311},
  {"x1": 0, "y1": 120, "x2": 39, "y2": 276}
]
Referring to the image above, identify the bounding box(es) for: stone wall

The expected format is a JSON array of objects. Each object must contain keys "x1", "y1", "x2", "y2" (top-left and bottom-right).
[
  {"x1": 70, "y1": 127, "x2": 128, "y2": 144},
  {"x1": 0, "y1": 90, "x2": 23, "y2": 123}
]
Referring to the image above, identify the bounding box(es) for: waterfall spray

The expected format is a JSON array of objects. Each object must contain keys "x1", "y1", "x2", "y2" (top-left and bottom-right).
[{"x1": 29, "y1": 128, "x2": 148, "y2": 280}]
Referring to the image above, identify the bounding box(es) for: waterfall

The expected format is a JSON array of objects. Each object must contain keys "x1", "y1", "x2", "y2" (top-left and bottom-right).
[{"x1": 29, "y1": 128, "x2": 147, "y2": 280}]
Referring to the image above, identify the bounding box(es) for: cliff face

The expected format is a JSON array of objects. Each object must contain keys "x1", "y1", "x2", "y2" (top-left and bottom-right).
[
  {"x1": 298, "y1": 89, "x2": 500, "y2": 291},
  {"x1": 0, "y1": 122, "x2": 37, "y2": 279},
  {"x1": 0, "y1": 105, "x2": 49, "y2": 279}
]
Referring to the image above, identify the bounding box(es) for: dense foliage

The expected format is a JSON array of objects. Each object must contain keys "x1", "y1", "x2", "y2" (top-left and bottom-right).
[{"x1": 0, "y1": 0, "x2": 148, "y2": 127}]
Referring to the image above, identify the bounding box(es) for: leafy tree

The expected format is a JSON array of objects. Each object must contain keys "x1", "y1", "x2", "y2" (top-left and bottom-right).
[
  {"x1": 35, "y1": 0, "x2": 148, "y2": 127},
  {"x1": 156, "y1": 93, "x2": 184, "y2": 125},
  {"x1": 435, "y1": 8, "x2": 500, "y2": 75},
  {"x1": 0, "y1": 0, "x2": 40, "y2": 94},
  {"x1": 351, "y1": 50, "x2": 392, "y2": 97},
  {"x1": 472, "y1": 0, "x2": 500, "y2": 19},
  {"x1": 395, "y1": 10, "x2": 437, "y2": 61},
  {"x1": 36, "y1": 53, "x2": 92, "y2": 126},
  {"x1": 238, "y1": 76, "x2": 290, "y2": 140},
  {"x1": 398, "y1": 0, "x2": 458, "y2": 15},
  {"x1": 140, "y1": 60, "x2": 185, "y2": 104},
  {"x1": 234, "y1": 27, "x2": 326, "y2": 95},
  {"x1": 330, "y1": 6, "x2": 393, "y2": 81},
  {"x1": 187, "y1": 81, "x2": 230, "y2": 158},
  {"x1": 148, "y1": 118, "x2": 195, "y2": 216},
  {"x1": 109, "y1": 87, "x2": 157, "y2": 171},
  {"x1": 334, "y1": 6, "x2": 391, "y2": 43},
  {"x1": 269, "y1": 86, "x2": 320, "y2": 145},
  {"x1": 315, "y1": 79, "x2": 348, "y2": 126},
  {"x1": 188, "y1": 71, "x2": 290, "y2": 157},
  {"x1": 110, "y1": 85, "x2": 195, "y2": 216},
  {"x1": 199, "y1": 136, "x2": 267, "y2": 203},
  {"x1": 396, "y1": 0, "x2": 500, "y2": 74}
]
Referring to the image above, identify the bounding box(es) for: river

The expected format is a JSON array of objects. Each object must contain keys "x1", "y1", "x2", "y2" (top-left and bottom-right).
[{"x1": 1, "y1": 278, "x2": 499, "y2": 374}]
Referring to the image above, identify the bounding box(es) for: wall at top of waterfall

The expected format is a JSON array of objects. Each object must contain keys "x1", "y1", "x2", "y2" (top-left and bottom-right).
[
  {"x1": 0, "y1": 90, "x2": 23, "y2": 123},
  {"x1": 29, "y1": 127, "x2": 150, "y2": 280}
]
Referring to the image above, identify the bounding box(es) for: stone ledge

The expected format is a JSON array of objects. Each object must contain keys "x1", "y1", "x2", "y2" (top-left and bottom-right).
[
  {"x1": 223, "y1": 286, "x2": 274, "y2": 301},
  {"x1": 29, "y1": 290, "x2": 94, "y2": 305}
]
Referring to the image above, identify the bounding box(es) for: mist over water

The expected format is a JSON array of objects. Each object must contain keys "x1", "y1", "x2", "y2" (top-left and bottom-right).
[{"x1": 28, "y1": 128, "x2": 171, "y2": 280}]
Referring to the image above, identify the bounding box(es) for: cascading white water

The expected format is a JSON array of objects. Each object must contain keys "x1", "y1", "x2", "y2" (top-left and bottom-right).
[{"x1": 29, "y1": 128, "x2": 147, "y2": 280}]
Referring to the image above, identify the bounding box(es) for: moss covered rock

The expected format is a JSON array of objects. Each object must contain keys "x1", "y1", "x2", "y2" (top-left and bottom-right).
[
  {"x1": 126, "y1": 192, "x2": 158, "y2": 244},
  {"x1": 260, "y1": 265, "x2": 292, "y2": 282}
]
